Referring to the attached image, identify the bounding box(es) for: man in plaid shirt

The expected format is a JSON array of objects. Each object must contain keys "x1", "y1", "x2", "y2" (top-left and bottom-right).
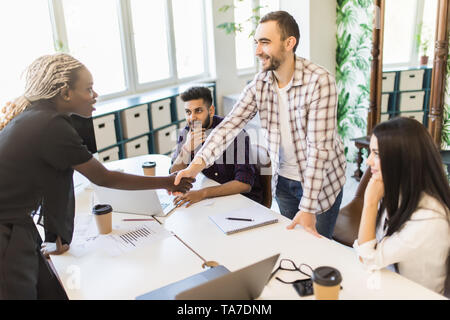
[{"x1": 175, "y1": 11, "x2": 346, "y2": 239}]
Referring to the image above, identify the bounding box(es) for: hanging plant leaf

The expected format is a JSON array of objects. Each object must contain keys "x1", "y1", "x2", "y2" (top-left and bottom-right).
[
  {"x1": 219, "y1": 5, "x2": 234, "y2": 13},
  {"x1": 336, "y1": 0, "x2": 372, "y2": 159},
  {"x1": 355, "y1": 0, "x2": 372, "y2": 9},
  {"x1": 217, "y1": 22, "x2": 242, "y2": 34}
]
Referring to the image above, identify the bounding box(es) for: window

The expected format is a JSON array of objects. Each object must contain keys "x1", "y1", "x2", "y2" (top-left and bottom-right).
[
  {"x1": 0, "y1": 0, "x2": 212, "y2": 107},
  {"x1": 383, "y1": 0, "x2": 418, "y2": 65},
  {"x1": 172, "y1": 0, "x2": 207, "y2": 79},
  {"x1": 233, "y1": 0, "x2": 279, "y2": 71},
  {"x1": 383, "y1": 0, "x2": 437, "y2": 67},
  {"x1": 259, "y1": 0, "x2": 280, "y2": 17},
  {"x1": 130, "y1": 0, "x2": 171, "y2": 84},
  {"x1": 63, "y1": 0, "x2": 126, "y2": 96},
  {"x1": 0, "y1": 0, "x2": 54, "y2": 107},
  {"x1": 234, "y1": 0, "x2": 255, "y2": 70},
  {"x1": 420, "y1": 0, "x2": 438, "y2": 59}
]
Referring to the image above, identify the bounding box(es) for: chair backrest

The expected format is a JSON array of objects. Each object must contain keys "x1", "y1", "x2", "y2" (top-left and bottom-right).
[
  {"x1": 250, "y1": 144, "x2": 272, "y2": 209},
  {"x1": 332, "y1": 168, "x2": 372, "y2": 247}
]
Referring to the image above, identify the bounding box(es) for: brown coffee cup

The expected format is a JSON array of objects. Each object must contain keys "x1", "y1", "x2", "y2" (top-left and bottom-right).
[
  {"x1": 311, "y1": 266, "x2": 342, "y2": 300},
  {"x1": 93, "y1": 204, "x2": 113, "y2": 234},
  {"x1": 142, "y1": 161, "x2": 156, "y2": 176}
]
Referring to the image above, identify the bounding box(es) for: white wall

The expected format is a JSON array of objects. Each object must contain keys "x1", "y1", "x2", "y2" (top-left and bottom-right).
[
  {"x1": 211, "y1": 0, "x2": 337, "y2": 115},
  {"x1": 309, "y1": 0, "x2": 336, "y2": 75},
  {"x1": 280, "y1": 0, "x2": 311, "y2": 59},
  {"x1": 281, "y1": 0, "x2": 336, "y2": 74},
  {"x1": 210, "y1": 0, "x2": 255, "y2": 115}
]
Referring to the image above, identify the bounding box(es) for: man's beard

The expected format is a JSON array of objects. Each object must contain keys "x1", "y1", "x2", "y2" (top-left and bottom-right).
[
  {"x1": 189, "y1": 115, "x2": 211, "y2": 131},
  {"x1": 202, "y1": 114, "x2": 211, "y2": 129},
  {"x1": 260, "y1": 53, "x2": 282, "y2": 72}
]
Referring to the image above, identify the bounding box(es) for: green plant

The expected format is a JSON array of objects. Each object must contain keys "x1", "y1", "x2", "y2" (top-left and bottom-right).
[
  {"x1": 415, "y1": 22, "x2": 432, "y2": 57},
  {"x1": 53, "y1": 40, "x2": 68, "y2": 53},
  {"x1": 336, "y1": 0, "x2": 372, "y2": 160},
  {"x1": 442, "y1": 105, "x2": 450, "y2": 148},
  {"x1": 441, "y1": 33, "x2": 450, "y2": 150},
  {"x1": 217, "y1": 1, "x2": 266, "y2": 38}
]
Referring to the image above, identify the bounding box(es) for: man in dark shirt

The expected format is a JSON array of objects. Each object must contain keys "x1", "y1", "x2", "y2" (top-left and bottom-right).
[{"x1": 171, "y1": 87, "x2": 263, "y2": 207}]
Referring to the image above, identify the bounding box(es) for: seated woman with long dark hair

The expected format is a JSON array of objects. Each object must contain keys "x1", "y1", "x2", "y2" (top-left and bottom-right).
[{"x1": 354, "y1": 117, "x2": 450, "y2": 296}]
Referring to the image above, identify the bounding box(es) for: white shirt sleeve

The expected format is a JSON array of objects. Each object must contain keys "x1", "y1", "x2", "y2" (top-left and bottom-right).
[{"x1": 353, "y1": 209, "x2": 447, "y2": 272}]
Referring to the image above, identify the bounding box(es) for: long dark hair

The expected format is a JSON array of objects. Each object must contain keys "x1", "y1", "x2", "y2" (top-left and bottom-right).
[{"x1": 373, "y1": 117, "x2": 450, "y2": 295}]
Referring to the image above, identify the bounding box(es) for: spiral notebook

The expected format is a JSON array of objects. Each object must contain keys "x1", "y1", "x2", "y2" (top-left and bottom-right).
[{"x1": 209, "y1": 207, "x2": 278, "y2": 235}]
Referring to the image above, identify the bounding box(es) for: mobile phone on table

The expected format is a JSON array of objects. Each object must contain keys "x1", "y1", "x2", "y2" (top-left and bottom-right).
[{"x1": 292, "y1": 278, "x2": 314, "y2": 297}]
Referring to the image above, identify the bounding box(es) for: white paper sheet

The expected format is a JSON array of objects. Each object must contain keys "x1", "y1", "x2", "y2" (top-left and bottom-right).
[{"x1": 69, "y1": 216, "x2": 171, "y2": 257}]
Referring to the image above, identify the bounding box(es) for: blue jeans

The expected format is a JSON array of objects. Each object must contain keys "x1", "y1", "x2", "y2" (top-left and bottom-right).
[{"x1": 275, "y1": 175, "x2": 343, "y2": 239}]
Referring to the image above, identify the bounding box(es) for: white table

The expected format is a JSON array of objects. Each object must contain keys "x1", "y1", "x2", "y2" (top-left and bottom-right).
[
  {"x1": 51, "y1": 155, "x2": 205, "y2": 300},
  {"x1": 156, "y1": 175, "x2": 446, "y2": 300},
  {"x1": 51, "y1": 155, "x2": 446, "y2": 300}
]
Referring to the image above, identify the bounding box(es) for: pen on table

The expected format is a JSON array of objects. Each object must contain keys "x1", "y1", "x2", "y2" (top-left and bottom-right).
[
  {"x1": 122, "y1": 218, "x2": 154, "y2": 221},
  {"x1": 225, "y1": 217, "x2": 254, "y2": 222}
]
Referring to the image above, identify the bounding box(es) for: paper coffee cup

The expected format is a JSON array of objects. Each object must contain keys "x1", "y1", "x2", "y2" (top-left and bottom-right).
[
  {"x1": 93, "y1": 204, "x2": 113, "y2": 234},
  {"x1": 312, "y1": 266, "x2": 342, "y2": 300},
  {"x1": 142, "y1": 161, "x2": 156, "y2": 176}
]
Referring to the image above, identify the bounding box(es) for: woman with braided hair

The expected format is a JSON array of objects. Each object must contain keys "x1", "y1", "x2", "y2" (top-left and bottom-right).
[{"x1": 0, "y1": 54, "x2": 194, "y2": 299}]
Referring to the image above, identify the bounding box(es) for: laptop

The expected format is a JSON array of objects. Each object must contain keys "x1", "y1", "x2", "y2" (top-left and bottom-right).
[
  {"x1": 92, "y1": 184, "x2": 177, "y2": 217},
  {"x1": 136, "y1": 265, "x2": 231, "y2": 300},
  {"x1": 136, "y1": 253, "x2": 279, "y2": 300},
  {"x1": 175, "y1": 254, "x2": 279, "y2": 300}
]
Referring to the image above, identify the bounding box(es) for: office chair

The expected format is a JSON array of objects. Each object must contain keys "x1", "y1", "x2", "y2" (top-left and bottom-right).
[
  {"x1": 250, "y1": 144, "x2": 272, "y2": 209},
  {"x1": 333, "y1": 169, "x2": 372, "y2": 247}
]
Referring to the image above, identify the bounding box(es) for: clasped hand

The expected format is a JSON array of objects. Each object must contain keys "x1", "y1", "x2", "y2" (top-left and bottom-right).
[{"x1": 166, "y1": 173, "x2": 195, "y2": 195}]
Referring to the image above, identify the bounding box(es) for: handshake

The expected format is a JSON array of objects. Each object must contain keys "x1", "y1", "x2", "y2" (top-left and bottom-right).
[{"x1": 166, "y1": 172, "x2": 196, "y2": 195}]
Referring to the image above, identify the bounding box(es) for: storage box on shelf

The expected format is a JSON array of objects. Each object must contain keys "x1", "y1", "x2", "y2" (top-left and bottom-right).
[
  {"x1": 399, "y1": 69, "x2": 425, "y2": 91},
  {"x1": 381, "y1": 72, "x2": 396, "y2": 92},
  {"x1": 380, "y1": 67, "x2": 431, "y2": 126},
  {"x1": 176, "y1": 95, "x2": 186, "y2": 122},
  {"x1": 400, "y1": 111, "x2": 425, "y2": 124},
  {"x1": 150, "y1": 99, "x2": 172, "y2": 130},
  {"x1": 121, "y1": 104, "x2": 149, "y2": 139},
  {"x1": 91, "y1": 82, "x2": 216, "y2": 159},
  {"x1": 380, "y1": 114, "x2": 390, "y2": 123},
  {"x1": 381, "y1": 94, "x2": 389, "y2": 113},
  {"x1": 399, "y1": 91, "x2": 425, "y2": 112},
  {"x1": 93, "y1": 114, "x2": 117, "y2": 151},
  {"x1": 155, "y1": 125, "x2": 177, "y2": 155},
  {"x1": 98, "y1": 146, "x2": 120, "y2": 163},
  {"x1": 124, "y1": 136, "x2": 149, "y2": 158}
]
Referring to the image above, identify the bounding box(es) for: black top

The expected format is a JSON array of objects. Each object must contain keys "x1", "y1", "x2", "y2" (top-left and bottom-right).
[{"x1": 0, "y1": 100, "x2": 92, "y2": 243}]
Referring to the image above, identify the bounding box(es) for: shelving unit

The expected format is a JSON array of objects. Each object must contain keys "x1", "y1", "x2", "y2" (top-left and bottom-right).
[
  {"x1": 91, "y1": 82, "x2": 216, "y2": 162},
  {"x1": 380, "y1": 66, "x2": 432, "y2": 125},
  {"x1": 351, "y1": 66, "x2": 433, "y2": 181}
]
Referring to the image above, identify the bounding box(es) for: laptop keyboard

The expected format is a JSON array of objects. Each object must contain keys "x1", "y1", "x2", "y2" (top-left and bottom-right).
[{"x1": 161, "y1": 202, "x2": 170, "y2": 210}]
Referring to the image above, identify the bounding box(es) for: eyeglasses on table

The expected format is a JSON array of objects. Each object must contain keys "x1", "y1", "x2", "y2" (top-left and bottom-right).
[{"x1": 267, "y1": 258, "x2": 314, "y2": 284}]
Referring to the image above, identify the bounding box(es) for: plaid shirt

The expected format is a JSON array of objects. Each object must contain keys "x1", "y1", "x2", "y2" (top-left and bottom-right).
[{"x1": 196, "y1": 56, "x2": 346, "y2": 214}]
